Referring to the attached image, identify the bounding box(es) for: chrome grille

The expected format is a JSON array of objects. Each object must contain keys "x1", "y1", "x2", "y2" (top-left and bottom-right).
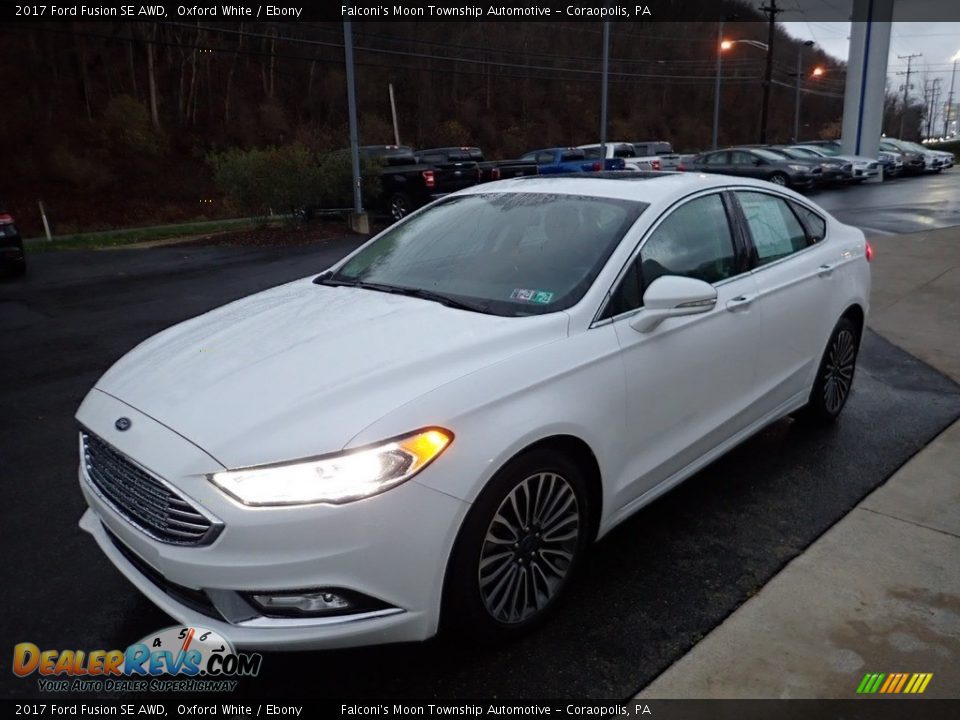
[{"x1": 81, "y1": 432, "x2": 221, "y2": 546}]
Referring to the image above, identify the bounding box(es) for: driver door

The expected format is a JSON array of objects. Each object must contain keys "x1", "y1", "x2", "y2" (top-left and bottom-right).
[{"x1": 604, "y1": 192, "x2": 762, "y2": 511}]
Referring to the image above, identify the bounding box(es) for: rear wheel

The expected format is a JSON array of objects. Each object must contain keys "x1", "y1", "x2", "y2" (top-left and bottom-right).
[
  {"x1": 798, "y1": 316, "x2": 860, "y2": 424},
  {"x1": 442, "y1": 449, "x2": 592, "y2": 642},
  {"x1": 768, "y1": 172, "x2": 789, "y2": 186},
  {"x1": 389, "y1": 192, "x2": 412, "y2": 222}
]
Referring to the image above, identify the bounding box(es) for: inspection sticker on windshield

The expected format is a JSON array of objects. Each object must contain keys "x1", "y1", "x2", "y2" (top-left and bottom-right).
[{"x1": 511, "y1": 288, "x2": 554, "y2": 304}]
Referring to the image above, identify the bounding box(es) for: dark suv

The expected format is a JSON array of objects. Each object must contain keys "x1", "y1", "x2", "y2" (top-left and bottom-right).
[{"x1": 0, "y1": 205, "x2": 25, "y2": 277}]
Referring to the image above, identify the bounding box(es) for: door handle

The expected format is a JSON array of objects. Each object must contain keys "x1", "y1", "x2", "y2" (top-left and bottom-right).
[
  {"x1": 818, "y1": 263, "x2": 835, "y2": 277},
  {"x1": 726, "y1": 294, "x2": 755, "y2": 312}
]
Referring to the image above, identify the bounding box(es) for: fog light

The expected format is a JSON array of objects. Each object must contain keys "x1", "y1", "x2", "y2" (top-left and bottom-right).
[{"x1": 245, "y1": 588, "x2": 391, "y2": 618}]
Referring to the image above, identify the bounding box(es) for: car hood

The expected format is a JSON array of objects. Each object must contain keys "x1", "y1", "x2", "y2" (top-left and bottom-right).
[
  {"x1": 93, "y1": 278, "x2": 569, "y2": 468},
  {"x1": 833, "y1": 154, "x2": 875, "y2": 165}
]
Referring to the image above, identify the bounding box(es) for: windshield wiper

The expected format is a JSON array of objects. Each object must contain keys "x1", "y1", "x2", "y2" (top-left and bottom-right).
[{"x1": 314, "y1": 275, "x2": 489, "y2": 313}]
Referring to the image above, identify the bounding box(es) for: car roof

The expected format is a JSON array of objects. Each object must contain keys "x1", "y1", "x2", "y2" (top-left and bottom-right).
[{"x1": 458, "y1": 171, "x2": 793, "y2": 203}]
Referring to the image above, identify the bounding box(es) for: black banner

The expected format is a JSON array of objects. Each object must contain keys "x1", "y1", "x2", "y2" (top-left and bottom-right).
[
  {"x1": 3, "y1": 700, "x2": 960, "y2": 719},
  {"x1": 2, "y1": 0, "x2": 960, "y2": 23}
]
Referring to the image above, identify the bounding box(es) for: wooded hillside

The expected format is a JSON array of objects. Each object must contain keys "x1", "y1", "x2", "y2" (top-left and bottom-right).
[{"x1": 1, "y1": 5, "x2": 915, "y2": 235}]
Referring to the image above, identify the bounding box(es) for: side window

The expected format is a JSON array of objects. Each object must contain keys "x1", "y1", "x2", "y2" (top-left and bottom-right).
[
  {"x1": 537, "y1": 151, "x2": 555, "y2": 164},
  {"x1": 639, "y1": 194, "x2": 738, "y2": 288},
  {"x1": 606, "y1": 260, "x2": 643, "y2": 317},
  {"x1": 704, "y1": 152, "x2": 728, "y2": 165},
  {"x1": 729, "y1": 151, "x2": 754, "y2": 165},
  {"x1": 737, "y1": 191, "x2": 809, "y2": 264},
  {"x1": 790, "y1": 201, "x2": 827, "y2": 243}
]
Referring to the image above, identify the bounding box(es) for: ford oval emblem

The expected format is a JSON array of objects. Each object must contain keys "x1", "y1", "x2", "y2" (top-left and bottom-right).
[{"x1": 115, "y1": 417, "x2": 132, "y2": 432}]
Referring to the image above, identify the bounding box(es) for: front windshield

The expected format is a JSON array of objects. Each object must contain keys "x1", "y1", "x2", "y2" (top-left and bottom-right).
[
  {"x1": 785, "y1": 147, "x2": 821, "y2": 158},
  {"x1": 811, "y1": 145, "x2": 840, "y2": 156},
  {"x1": 752, "y1": 148, "x2": 789, "y2": 162},
  {"x1": 328, "y1": 192, "x2": 647, "y2": 317}
]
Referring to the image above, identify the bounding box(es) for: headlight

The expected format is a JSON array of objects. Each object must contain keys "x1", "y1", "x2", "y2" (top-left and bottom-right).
[
  {"x1": 209, "y1": 428, "x2": 453, "y2": 506},
  {"x1": 787, "y1": 164, "x2": 808, "y2": 172}
]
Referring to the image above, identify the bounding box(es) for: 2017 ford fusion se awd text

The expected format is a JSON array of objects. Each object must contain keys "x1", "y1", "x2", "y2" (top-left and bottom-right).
[{"x1": 76, "y1": 173, "x2": 870, "y2": 649}]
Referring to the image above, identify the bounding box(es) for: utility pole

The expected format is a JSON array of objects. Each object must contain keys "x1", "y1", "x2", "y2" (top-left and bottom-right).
[
  {"x1": 758, "y1": 0, "x2": 781, "y2": 144},
  {"x1": 896, "y1": 53, "x2": 921, "y2": 139},
  {"x1": 600, "y1": 21, "x2": 610, "y2": 159},
  {"x1": 946, "y1": 57, "x2": 958, "y2": 138},
  {"x1": 929, "y1": 78, "x2": 942, "y2": 139}
]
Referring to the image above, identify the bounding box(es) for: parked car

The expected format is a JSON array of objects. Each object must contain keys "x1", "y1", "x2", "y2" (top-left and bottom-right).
[
  {"x1": 877, "y1": 149, "x2": 904, "y2": 177},
  {"x1": 630, "y1": 140, "x2": 684, "y2": 171},
  {"x1": 896, "y1": 140, "x2": 951, "y2": 170},
  {"x1": 360, "y1": 145, "x2": 481, "y2": 221},
  {"x1": 878, "y1": 139, "x2": 941, "y2": 174},
  {"x1": 76, "y1": 172, "x2": 870, "y2": 649},
  {"x1": 0, "y1": 205, "x2": 25, "y2": 277},
  {"x1": 520, "y1": 147, "x2": 625, "y2": 174},
  {"x1": 414, "y1": 147, "x2": 539, "y2": 184},
  {"x1": 766, "y1": 146, "x2": 852, "y2": 184},
  {"x1": 794, "y1": 142, "x2": 880, "y2": 181},
  {"x1": 578, "y1": 142, "x2": 661, "y2": 171},
  {"x1": 690, "y1": 147, "x2": 822, "y2": 189}
]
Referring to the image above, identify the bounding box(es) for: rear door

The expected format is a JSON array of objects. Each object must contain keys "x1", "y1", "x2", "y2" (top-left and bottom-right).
[
  {"x1": 729, "y1": 150, "x2": 766, "y2": 179},
  {"x1": 731, "y1": 190, "x2": 838, "y2": 413}
]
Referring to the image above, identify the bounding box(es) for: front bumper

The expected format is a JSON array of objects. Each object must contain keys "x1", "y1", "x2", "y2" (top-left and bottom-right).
[{"x1": 76, "y1": 390, "x2": 470, "y2": 650}]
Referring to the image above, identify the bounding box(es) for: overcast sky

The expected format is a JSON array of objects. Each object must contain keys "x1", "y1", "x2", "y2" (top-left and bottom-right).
[{"x1": 770, "y1": 1, "x2": 960, "y2": 135}]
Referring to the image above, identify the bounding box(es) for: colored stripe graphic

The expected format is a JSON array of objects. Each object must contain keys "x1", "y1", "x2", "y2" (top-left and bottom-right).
[
  {"x1": 904, "y1": 674, "x2": 919, "y2": 693},
  {"x1": 859, "y1": 672, "x2": 933, "y2": 694},
  {"x1": 894, "y1": 673, "x2": 909, "y2": 693}
]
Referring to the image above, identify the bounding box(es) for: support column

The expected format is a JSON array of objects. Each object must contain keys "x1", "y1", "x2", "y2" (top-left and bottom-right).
[{"x1": 840, "y1": 0, "x2": 893, "y2": 158}]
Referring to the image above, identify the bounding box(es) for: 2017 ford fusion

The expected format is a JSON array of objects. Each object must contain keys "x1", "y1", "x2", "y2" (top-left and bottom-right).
[{"x1": 76, "y1": 173, "x2": 870, "y2": 649}]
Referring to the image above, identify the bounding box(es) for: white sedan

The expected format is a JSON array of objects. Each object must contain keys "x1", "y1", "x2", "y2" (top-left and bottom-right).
[{"x1": 76, "y1": 173, "x2": 871, "y2": 650}]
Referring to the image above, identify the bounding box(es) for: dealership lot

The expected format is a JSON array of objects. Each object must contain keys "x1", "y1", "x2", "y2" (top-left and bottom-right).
[{"x1": 3, "y1": 177, "x2": 960, "y2": 699}]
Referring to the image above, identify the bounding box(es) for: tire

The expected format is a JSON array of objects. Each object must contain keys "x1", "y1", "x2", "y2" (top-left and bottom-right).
[
  {"x1": 441, "y1": 448, "x2": 593, "y2": 643},
  {"x1": 389, "y1": 192, "x2": 412, "y2": 222},
  {"x1": 797, "y1": 316, "x2": 860, "y2": 425},
  {"x1": 768, "y1": 172, "x2": 789, "y2": 186}
]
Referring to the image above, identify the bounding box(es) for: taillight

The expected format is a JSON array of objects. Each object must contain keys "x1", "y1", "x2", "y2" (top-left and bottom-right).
[
  {"x1": 592, "y1": 161, "x2": 602, "y2": 172},
  {"x1": 0, "y1": 214, "x2": 14, "y2": 225},
  {"x1": 676, "y1": 164, "x2": 687, "y2": 172},
  {"x1": 865, "y1": 240, "x2": 873, "y2": 262},
  {"x1": 652, "y1": 160, "x2": 661, "y2": 171},
  {"x1": 491, "y1": 168, "x2": 501, "y2": 181},
  {"x1": 422, "y1": 170, "x2": 435, "y2": 189},
  {"x1": 476, "y1": 167, "x2": 482, "y2": 182}
]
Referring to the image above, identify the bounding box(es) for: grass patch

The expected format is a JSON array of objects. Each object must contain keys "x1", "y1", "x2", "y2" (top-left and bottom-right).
[{"x1": 27, "y1": 217, "x2": 286, "y2": 252}]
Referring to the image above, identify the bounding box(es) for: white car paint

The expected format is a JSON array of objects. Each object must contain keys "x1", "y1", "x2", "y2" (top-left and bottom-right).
[
  {"x1": 76, "y1": 173, "x2": 870, "y2": 649},
  {"x1": 577, "y1": 142, "x2": 663, "y2": 171}
]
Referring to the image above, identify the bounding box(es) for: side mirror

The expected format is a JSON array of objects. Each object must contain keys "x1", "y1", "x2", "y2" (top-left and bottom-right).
[
  {"x1": 629, "y1": 276, "x2": 718, "y2": 333},
  {"x1": 753, "y1": 157, "x2": 764, "y2": 166}
]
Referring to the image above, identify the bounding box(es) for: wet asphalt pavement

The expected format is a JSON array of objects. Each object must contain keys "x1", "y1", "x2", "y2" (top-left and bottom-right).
[
  {"x1": 813, "y1": 166, "x2": 960, "y2": 235},
  {"x1": 2, "y1": 172, "x2": 960, "y2": 700}
]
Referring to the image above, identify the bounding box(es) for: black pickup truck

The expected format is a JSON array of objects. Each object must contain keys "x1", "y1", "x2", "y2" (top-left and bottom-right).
[
  {"x1": 360, "y1": 145, "x2": 481, "y2": 221},
  {"x1": 414, "y1": 147, "x2": 540, "y2": 184}
]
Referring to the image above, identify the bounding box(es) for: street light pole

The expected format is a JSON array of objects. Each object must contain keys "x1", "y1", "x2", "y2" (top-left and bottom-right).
[
  {"x1": 794, "y1": 40, "x2": 815, "y2": 142},
  {"x1": 712, "y1": 20, "x2": 723, "y2": 150}
]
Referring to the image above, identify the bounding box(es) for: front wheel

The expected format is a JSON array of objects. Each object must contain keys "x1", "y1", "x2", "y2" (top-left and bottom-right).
[
  {"x1": 442, "y1": 449, "x2": 592, "y2": 642},
  {"x1": 798, "y1": 316, "x2": 860, "y2": 425}
]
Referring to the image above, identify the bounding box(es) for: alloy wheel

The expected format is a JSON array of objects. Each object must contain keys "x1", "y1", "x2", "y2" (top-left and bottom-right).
[
  {"x1": 823, "y1": 329, "x2": 856, "y2": 414},
  {"x1": 478, "y1": 472, "x2": 580, "y2": 624}
]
